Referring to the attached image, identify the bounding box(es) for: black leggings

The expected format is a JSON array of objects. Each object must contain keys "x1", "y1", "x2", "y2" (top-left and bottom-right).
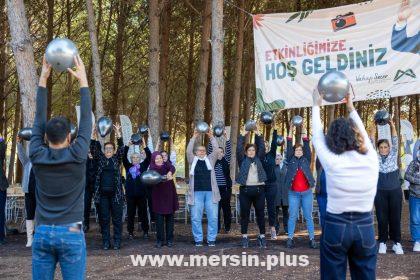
[
  {"x1": 374, "y1": 188, "x2": 402, "y2": 243},
  {"x1": 25, "y1": 191, "x2": 36, "y2": 220},
  {"x1": 264, "y1": 183, "x2": 277, "y2": 227},
  {"x1": 218, "y1": 185, "x2": 232, "y2": 232},
  {"x1": 239, "y1": 185, "x2": 265, "y2": 234},
  {"x1": 275, "y1": 204, "x2": 289, "y2": 233}
]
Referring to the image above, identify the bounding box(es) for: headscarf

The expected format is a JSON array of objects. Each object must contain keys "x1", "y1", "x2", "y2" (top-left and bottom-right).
[{"x1": 150, "y1": 151, "x2": 165, "y2": 171}]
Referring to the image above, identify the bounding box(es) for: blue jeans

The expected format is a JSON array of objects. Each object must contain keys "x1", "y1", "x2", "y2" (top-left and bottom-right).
[
  {"x1": 409, "y1": 195, "x2": 420, "y2": 242},
  {"x1": 190, "y1": 191, "x2": 218, "y2": 242},
  {"x1": 317, "y1": 194, "x2": 327, "y2": 229},
  {"x1": 321, "y1": 212, "x2": 377, "y2": 280},
  {"x1": 288, "y1": 189, "x2": 315, "y2": 239},
  {"x1": 32, "y1": 224, "x2": 86, "y2": 280},
  {"x1": 0, "y1": 190, "x2": 6, "y2": 241}
]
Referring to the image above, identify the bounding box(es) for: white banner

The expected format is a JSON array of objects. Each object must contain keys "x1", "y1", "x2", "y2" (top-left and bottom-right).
[{"x1": 253, "y1": 0, "x2": 419, "y2": 110}]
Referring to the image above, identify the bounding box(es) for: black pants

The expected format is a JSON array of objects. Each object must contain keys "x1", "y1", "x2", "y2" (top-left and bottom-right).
[
  {"x1": 0, "y1": 190, "x2": 6, "y2": 241},
  {"x1": 275, "y1": 204, "x2": 289, "y2": 234},
  {"x1": 239, "y1": 185, "x2": 265, "y2": 234},
  {"x1": 218, "y1": 185, "x2": 232, "y2": 232},
  {"x1": 127, "y1": 195, "x2": 149, "y2": 234},
  {"x1": 264, "y1": 183, "x2": 277, "y2": 227},
  {"x1": 156, "y1": 213, "x2": 174, "y2": 242},
  {"x1": 99, "y1": 195, "x2": 123, "y2": 244},
  {"x1": 374, "y1": 188, "x2": 402, "y2": 243},
  {"x1": 24, "y1": 191, "x2": 36, "y2": 220},
  {"x1": 83, "y1": 185, "x2": 94, "y2": 228},
  {"x1": 146, "y1": 186, "x2": 155, "y2": 223}
]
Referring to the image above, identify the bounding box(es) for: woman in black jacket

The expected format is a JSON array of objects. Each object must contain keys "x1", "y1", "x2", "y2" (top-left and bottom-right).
[
  {"x1": 274, "y1": 153, "x2": 288, "y2": 235},
  {"x1": 236, "y1": 126, "x2": 267, "y2": 249},
  {"x1": 91, "y1": 124, "x2": 125, "y2": 250},
  {"x1": 123, "y1": 138, "x2": 151, "y2": 240}
]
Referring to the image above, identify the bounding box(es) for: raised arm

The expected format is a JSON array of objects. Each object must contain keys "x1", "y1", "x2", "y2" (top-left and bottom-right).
[
  {"x1": 225, "y1": 139, "x2": 232, "y2": 164},
  {"x1": 142, "y1": 146, "x2": 152, "y2": 170},
  {"x1": 186, "y1": 133, "x2": 198, "y2": 165},
  {"x1": 269, "y1": 129, "x2": 277, "y2": 156},
  {"x1": 404, "y1": 161, "x2": 419, "y2": 185},
  {"x1": 30, "y1": 57, "x2": 51, "y2": 160},
  {"x1": 68, "y1": 55, "x2": 92, "y2": 159},
  {"x1": 254, "y1": 129, "x2": 265, "y2": 160},
  {"x1": 208, "y1": 135, "x2": 219, "y2": 161},
  {"x1": 17, "y1": 142, "x2": 30, "y2": 166},
  {"x1": 29, "y1": 87, "x2": 48, "y2": 160},
  {"x1": 236, "y1": 135, "x2": 245, "y2": 166},
  {"x1": 122, "y1": 145, "x2": 131, "y2": 171},
  {"x1": 302, "y1": 136, "x2": 312, "y2": 163},
  {"x1": 116, "y1": 137, "x2": 125, "y2": 164},
  {"x1": 147, "y1": 132, "x2": 154, "y2": 152}
]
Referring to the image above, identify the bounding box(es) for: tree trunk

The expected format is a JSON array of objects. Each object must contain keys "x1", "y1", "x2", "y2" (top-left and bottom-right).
[
  {"x1": 86, "y1": 0, "x2": 104, "y2": 119},
  {"x1": 7, "y1": 93, "x2": 20, "y2": 182},
  {"x1": 230, "y1": 0, "x2": 245, "y2": 178},
  {"x1": 0, "y1": 0, "x2": 7, "y2": 135},
  {"x1": 210, "y1": 0, "x2": 224, "y2": 126},
  {"x1": 148, "y1": 0, "x2": 161, "y2": 147},
  {"x1": 110, "y1": 1, "x2": 130, "y2": 127},
  {"x1": 46, "y1": 0, "x2": 54, "y2": 118},
  {"x1": 7, "y1": 0, "x2": 38, "y2": 127},
  {"x1": 193, "y1": 0, "x2": 211, "y2": 124},
  {"x1": 159, "y1": 0, "x2": 171, "y2": 131},
  {"x1": 185, "y1": 13, "x2": 195, "y2": 177}
]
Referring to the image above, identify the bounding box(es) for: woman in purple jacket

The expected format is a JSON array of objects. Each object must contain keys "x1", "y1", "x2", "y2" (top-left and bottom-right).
[{"x1": 149, "y1": 152, "x2": 179, "y2": 248}]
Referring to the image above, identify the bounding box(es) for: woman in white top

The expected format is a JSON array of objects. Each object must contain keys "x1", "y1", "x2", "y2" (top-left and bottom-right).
[{"x1": 311, "y1": 89, "x2": 379, "y2": 280}]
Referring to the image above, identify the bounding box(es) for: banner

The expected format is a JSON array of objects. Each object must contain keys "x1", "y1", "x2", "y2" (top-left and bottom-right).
[{"x1": 253, "y1": 0, "x2": 419, "y2": 110}]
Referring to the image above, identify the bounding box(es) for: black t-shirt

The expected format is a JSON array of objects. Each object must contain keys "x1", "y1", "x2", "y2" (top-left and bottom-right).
[
  {"x1": 101, "y1": 159, "x2": 115, "y2": 195},
  {"x1": 194, "y1": 160, "x2": 212, "y2": 192}
]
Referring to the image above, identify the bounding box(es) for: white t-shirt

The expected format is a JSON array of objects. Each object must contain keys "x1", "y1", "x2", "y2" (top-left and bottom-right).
[{"x1": 312, "y1": 106, "x2": 379, "y2": 214}]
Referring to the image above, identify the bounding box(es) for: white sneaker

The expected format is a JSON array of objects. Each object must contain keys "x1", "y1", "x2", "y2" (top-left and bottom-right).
[
  {"x1": 270, "y1": 228, "x2": 277, "y2": 240},
  {"x1": 414, "y1": 242, "x2": 420, "y2": 252},
  {"x1": 392, "y1": 243, "x2": 404, "y2": 255},
  {"x1": 378, "y1": 242, "x2": 387, "y2": 254}
]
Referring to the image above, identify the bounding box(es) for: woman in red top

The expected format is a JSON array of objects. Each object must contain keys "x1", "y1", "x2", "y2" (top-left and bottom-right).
[{"x1": 284, "y1": 123, "x2": 318, "y2": 249}]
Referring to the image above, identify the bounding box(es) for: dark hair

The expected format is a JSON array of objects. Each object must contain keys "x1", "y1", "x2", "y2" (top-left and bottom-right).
[
  {"x1": 377, "y1": 139, "x2": 390, "y2": 148},
  {"x1": 46, "y1": 117, "x2": 70, "y2": 144},
  {"x1": 293, "y1": 143, "x2": 303, "y2": 151},
  {"x1": 218, "y1": 147, "x2": 225, "y2": 152},
  {"x1": 245, "y1": 143, "x2": 256, "y2": 152},
  {"x1": 326, "y1": 118, "x2": 367, "y2": 155},
  {"x1": 104, "y1": 142, "x2": 115, "y2": 150}
]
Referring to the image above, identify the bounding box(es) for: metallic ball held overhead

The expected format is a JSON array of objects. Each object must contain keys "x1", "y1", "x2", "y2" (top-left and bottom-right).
[
  {"x1": 291, "y1": 115, "x2": 303, "y2": 127},
  {"x1": 374, "y1": 110, "x2": 390, "y2": 126},
  {"x1": 260, "y1": 111, "x2": 274, "y2": 125},
  {"x1": 97, "y1": 116, "x2": 113, "y2": 138},
  {"x1": 196, "y1": 121, "x2": 210, "y2": 133},
  {"x1": 45, "y1": 38, "x2": 79, "y2": 72},
  {"x1": 318, "y1": 70, "x2": 350, "y2": 103},
  {"x1": 18, "y1": 127, "x2": 32, "y2": 141}
]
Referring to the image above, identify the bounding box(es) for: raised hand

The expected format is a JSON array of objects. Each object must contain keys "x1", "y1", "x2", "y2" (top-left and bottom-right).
[
  {"x1": 206, "y1": 129, "x2": 214, "y2": 138},
  {"x1": 67, "y1": 55, "x2": 88, "y2": 88},
  {"x1": 193, "y1": 129, "x2": 200, "y2": 138},
  {"x1": 113, "y1": 123, "x2": 122, "y2": 138},
  {"x1": 39, "y1": 55, "x2": 52, "y2": 87},
  {"x1": 345, "y1": 92, "x2": 355, "y2": 113},
  {"x1": 398, "y1": 0, "x2": 412, "y2": 24},
  {"x1": 312, "y1": 87, "x2": 323, "y2": 107}
]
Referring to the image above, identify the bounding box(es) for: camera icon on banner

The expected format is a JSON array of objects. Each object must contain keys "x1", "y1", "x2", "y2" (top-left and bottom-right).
[{"x1": 331, "y1": 12, "x2": 357, "y2": 32}]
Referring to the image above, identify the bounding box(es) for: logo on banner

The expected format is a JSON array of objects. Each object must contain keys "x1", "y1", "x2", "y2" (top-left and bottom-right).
[{"x1": 393, "y1": 69, "x2": 416, "y2": 82}]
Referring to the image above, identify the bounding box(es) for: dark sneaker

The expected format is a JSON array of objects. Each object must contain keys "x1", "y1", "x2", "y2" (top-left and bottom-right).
[
  {"x1": 309, "y1": 239, "x2": 319, "y2": 249},
  {"x1": 257, "y1": 236, "x2": 267, "y2": 249},
  {"x1": 286, "y1": 238, "x2": 295, "y2": 249},
  {"x1": 155, "y1": 241, "x2": 163, "y2": 248},
  {"x1": 242, "y1": 237, "x2": 249, "y2": 248},
  {"x1": 208, "y1": 241, "x2": 216, "y2": 247},
  {"x1": 128, "y1": 233, "x2": 135, "y2": 240},
  {"x1": 167, "y1": 240, "x2": 174, "y2": 247},
  {"x1": 195, "y1": 241, "x2": 203, "y2": 247},
  {"x1": 143, "y1": 232, "x2": 149, "y2": 240},
  {"x1": 103, "y1": 241, "x2": 110, "y2": 250},
  {"x1": 113, "y1": 242, "x2": 121, "y2": 250}
]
